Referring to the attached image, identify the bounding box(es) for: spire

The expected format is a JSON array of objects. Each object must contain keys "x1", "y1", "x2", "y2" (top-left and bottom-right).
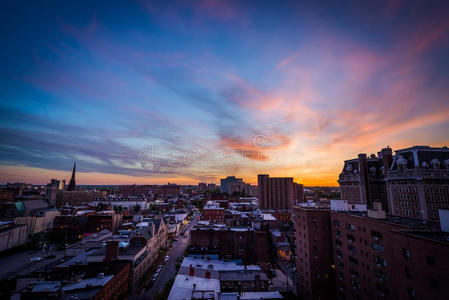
[{"x1": 67, "y1": 161, "x2": 76, "y2": 191}]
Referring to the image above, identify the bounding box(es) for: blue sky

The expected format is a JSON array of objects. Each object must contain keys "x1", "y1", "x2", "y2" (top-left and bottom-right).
[{"x1": 1, "y1": 0, "x2": 449, "y2": 185}]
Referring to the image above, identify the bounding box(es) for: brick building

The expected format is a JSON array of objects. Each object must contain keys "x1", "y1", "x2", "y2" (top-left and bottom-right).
[
  {"x1": 330, "y1": 209, "x2": 447, "y2": 300},
  {"x1": 258, "y1": 175, "x2": 302, "y2": 210},
  {"x1": 189, "y1": 225, "x2": 268, "y2": 268},
  {"x1": 293, "y1": 206, "x2": 335, "y2": 300},
  {"x1": 202, "y1": 201, "x2": 225, "y2": 223}
]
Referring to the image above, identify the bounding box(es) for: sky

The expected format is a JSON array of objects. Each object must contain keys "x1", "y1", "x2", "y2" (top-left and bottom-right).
[{"x1": 1, "y1": 0, "x2": 449, "y2": 186}]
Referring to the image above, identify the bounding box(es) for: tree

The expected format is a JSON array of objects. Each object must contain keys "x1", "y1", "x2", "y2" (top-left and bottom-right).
[
  {"x1": 133, "y1": 204, "x2": 141, "y2": 212},
  {"x1": 96, "y1": 203, "x2": 107, "y2": 212},
  {"x1": 114, "y1": 205, "x2": 123, "y2": 214}
]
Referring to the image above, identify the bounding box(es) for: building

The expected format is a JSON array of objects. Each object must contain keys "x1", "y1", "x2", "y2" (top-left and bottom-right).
[
  {"x1": 258, "y1": 175, "x2": 301, "y2": 210},
  {"x1": 87, "y1": 212, "x2": 122, "y2": 233},
  {"x1": 189, "y1": 225, "x2": 268, "y2": 268},
  {"x1": 87, "y1": 217, "x2": 168, "y2": 291},
  {"x1": 91, "y1": 196, "x2": 149, "y2": 210},
  {"x1": 330, "y1": 204, "x2": 447, "y2": 300},
  {"x1": 207, "y1": 183, "x2": 217, "y2": 191},
  {"x1": 221, "y1": 176, "x2": 245, "y2": 194},
  {"x1": 0, "y1": 222, "x2": 28, "y2": 252},
  {"x1": 56, "y1": 190, "x2": 107, "y2": 208},
  {"x1": 292, "y1": 205, "x2": 335, "y2": 300},
  {"x1": 202, "y1": 201, "x2": 225, "y2": 223},
  {"x1": 119, "y1": 184, "x2": 181, "y2": 196},
  {"x1": 338, "y1": 148, "x2": 391, "y2": 211},
  {"x1": 20, "y1": 260, "x2": 131, "y2": 300},
  {"x1": 385, "y1": 146, "x2": 449, "y2": 221},
  {"x1": 167, "y1": 257, "x2": 281, "y2": 300},
  {"x1": 338, "y1": 146, "x2": 449, "y2": 222},
  {"x1": 198, "y1": 182, "x2": 207, "y2": 192},
  {"x1": 389, "y1": 229, "x2": 449, "y2": 300}
]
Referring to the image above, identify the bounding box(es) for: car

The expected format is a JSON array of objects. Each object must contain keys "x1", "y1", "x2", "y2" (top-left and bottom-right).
[
  {"x1": 30, "y1": 257, "x2": 42, "y2": 262},
  {"x1": 156, "y1": 265, "x2": 163, "y2": 272},
  {"x1": 164, "y1": 255, "x2": 169, "y2": 262}
]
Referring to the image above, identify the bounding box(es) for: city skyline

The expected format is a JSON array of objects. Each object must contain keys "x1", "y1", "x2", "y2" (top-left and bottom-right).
[{"x1": 1, "y1": 0, "x2": 449, "y2": 186}]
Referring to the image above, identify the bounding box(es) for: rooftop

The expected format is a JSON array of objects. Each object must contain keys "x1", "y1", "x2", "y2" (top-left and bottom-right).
[
  {"x1": 167, "y1": 274, "x2": 220, "y2": 300},
  {"x1": 181, "y1": 257, "x2": 260, "y2": 272}
]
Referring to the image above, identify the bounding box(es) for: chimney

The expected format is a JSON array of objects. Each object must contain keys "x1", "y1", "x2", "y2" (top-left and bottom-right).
[
  {"x1": 381, "y1": 147, "x2": 393, "y2": 173},
  {"x1": 189, "y1": 264, "x2": 195, "y2": 276},
  {"x1": 104, "y1": 240, "x2": 119, "y2": 262},
  {"x1": 205, "y1": 271, "x2": 210, "y2": 279},
  {"x1": 255, "y1": 274, "x2": 261, "y2": 290},
  {"x1": 358, "y1": 153, "x2": 371, "y2": 208}
]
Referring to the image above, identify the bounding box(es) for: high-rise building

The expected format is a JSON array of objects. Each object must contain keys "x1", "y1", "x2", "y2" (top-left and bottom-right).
[
  {"x1": 385, "y1": 146, "x2": 449, "y2": 221},
  {"x1": 46, "y1": 179, "x2": 59, "y2": 206},
  {"x1": 67, "y1": 162, "x2": 76, "y2": 191},
  {"x1": 220, "y1": 176, "x2": 244, "y2": 194},
  {"x1": 292, "y1": 206, "x2": 335, "y2": 299},
  {"x1": 258, "y1": 174, "x2": 300, "y2": 210}
]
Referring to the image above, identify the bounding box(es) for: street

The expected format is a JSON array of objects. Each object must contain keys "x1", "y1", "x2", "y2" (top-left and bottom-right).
[
  {"x1": 0, "y1": 247, "x2": 66, "y2": 280},
  {"x1": 136, "y1": 212, "x2": 199, "y2": 299}
]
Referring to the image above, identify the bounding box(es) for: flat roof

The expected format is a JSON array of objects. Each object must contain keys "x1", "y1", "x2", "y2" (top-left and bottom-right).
[
  {"x1": 181, "y1": 257, "x2": 260, "y2": 271},
  {"x1": 167, "y1": 274, "x2": 220, "y2": 300}
]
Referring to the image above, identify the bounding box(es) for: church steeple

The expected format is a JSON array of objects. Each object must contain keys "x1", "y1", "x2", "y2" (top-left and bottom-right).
[{"x1": 67, "y1": 162, "x2": 76, "y2": 191}]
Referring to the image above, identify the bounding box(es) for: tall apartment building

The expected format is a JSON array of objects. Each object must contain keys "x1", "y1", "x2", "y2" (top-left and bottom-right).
[
  {"x1": 292, "y1": 206, "x2": 335, "y2": 299},
  {"x1": 258, "y1": 175, "x2": 301, "y2": 210},
  {"x1": 330, "y1": 207, "x2": 448, "y2": 300},
  {"x1": 385, "y1": 146, "x2": 449, "y2": 221}
]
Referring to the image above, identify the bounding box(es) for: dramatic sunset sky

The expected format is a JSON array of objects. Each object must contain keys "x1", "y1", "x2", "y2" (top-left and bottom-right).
[{"x1": 1, "y1": 0, "x2": 449, "y2": 186}]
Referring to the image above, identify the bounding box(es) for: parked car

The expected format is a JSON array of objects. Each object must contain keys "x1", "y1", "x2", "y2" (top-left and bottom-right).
[
  {"x1": 152, "y1": 272, "x2": 160, "y2": 281},
  {"x1": 30, "y1": 257, "x2": 42, "y2": 262},
  {"x1": 164, "y1": 255, "x2": 169, "y2": 263}
]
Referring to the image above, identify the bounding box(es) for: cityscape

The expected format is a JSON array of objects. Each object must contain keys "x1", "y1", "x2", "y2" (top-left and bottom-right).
[{"x1": 1, "y1": 1, "x2": 449, "y2": 300}]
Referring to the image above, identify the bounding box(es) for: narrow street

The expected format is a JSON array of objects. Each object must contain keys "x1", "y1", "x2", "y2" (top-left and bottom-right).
[{"x1": 136, "y1": 212, "x2": 199, "y2": 299}]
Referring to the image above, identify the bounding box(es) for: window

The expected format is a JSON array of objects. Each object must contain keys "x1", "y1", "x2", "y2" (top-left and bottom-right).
[
  {"x1": 373, "y1": 243, "x2": 384, "y2": 253},
  {"x1": 402, "y1": 248, "x2": 411, "y2": 259},
  {"x1": 347, "y1": 224, "x2": 355, "y2": 231}
]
